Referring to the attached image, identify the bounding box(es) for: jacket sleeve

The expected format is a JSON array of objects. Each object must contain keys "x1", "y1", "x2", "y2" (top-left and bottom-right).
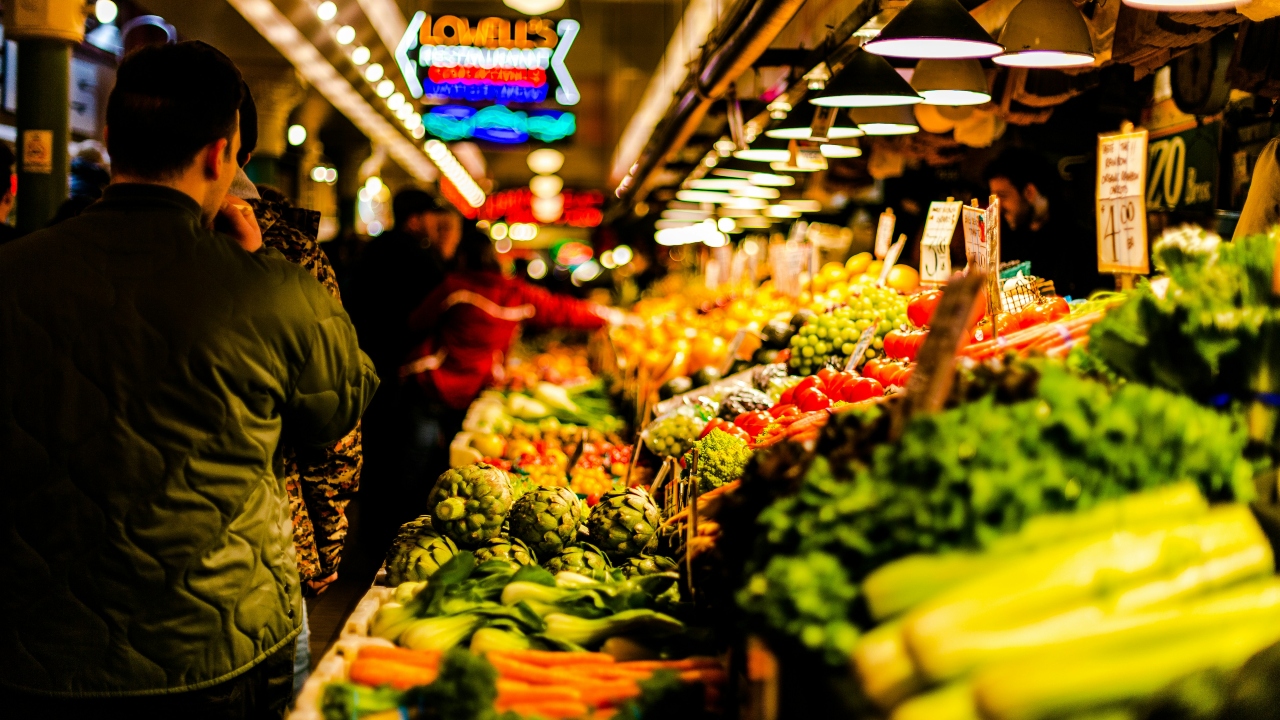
[
  {"x1": 284, "y1": 293, "x2": 380, "y2": 448},
  {"x1": 517, "y1": 282, "x2": 610, "y2": 331},
  {"x1": 408, "y1": 282, "x2": 452, "y2": 335},
  {"x1": 295, "y1": 423, "x2": 362, "y2": 577}
]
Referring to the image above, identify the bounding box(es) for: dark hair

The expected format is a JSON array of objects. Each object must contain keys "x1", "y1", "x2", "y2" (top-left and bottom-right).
[
  {"x1": 0, "y1": 141, "x2": 13, "y2": 199},
  {"x1": 107, "y1": 41, "x2": 244, "y2": 180},
  {"x1": 983, "y1": 147, "x2": 1059, "y2": 197},
  {"x1": 392, "y1": 188, "x2": 448, "y2": 224},
  {"x1": 237, "y1": 82, "x2": 258, "y2": 168},
  {"x1": 457, "y1": 223, "x2": 501, "y2": 273}
]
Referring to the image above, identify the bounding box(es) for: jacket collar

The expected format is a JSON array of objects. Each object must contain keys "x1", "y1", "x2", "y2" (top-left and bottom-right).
[{"x1": 92, "y1": 183, "x2": 205, "y2": 223}]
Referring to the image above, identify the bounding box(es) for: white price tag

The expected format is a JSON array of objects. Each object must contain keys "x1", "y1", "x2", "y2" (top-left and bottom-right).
[
  {"x1": 874, "y1": 209, "x2": 896, "y2": 259},
  {"x1": 878, "y1": 235, "x2": 906, "y2": 286},
  {"x1": 920, "y1": 201, "x2": 962, "y2": 285},
  {"x1": 1097, "y1": 128, "x2": 1149, "y2": 274}
]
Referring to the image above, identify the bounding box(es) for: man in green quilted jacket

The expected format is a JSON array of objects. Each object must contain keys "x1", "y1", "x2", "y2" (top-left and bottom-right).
[{"x1": 0, "y1": 42, "x2": 378, "y2": 717}]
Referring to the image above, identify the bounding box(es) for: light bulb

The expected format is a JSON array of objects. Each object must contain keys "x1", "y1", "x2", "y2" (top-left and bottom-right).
[
  {"x1": 95, "y1": 0, "x2": 118, "y2": 24},
  {"x1": 316, "y1": 1, "x2": 337, "y2": 22},
  {"x1": 287, "y1": 124, "x2": 307, "y2": 146},
  {"x1": 351, "y1": 46, "x2": 370, "y2": 66},
  {"x1": 365, "y1": 63, "x2": 384, "y2": 82},
  {"x1": 335, "y1": 25, "x2": 356, "y2": 45}
]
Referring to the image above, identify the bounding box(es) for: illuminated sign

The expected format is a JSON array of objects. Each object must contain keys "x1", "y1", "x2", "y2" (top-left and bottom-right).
[
  {"x1": 480, "y1": 188, "x2": 603, "y2": 227},
  {"x1": 396, "y1": 12, "x2": 580, "y2": 105},
  {"x1": 424, "y1": 105, "x2": 575, "y2": 144}
]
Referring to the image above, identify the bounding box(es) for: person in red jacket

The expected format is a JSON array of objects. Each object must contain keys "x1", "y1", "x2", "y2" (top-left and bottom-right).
[{"x1": 399, "y1": 225, "x2": 618, "y2": 499}]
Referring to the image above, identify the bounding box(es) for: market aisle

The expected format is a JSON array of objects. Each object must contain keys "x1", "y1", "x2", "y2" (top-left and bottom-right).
[{"x1": 305, "y1": 499, "x2": 381, "y2": 669}]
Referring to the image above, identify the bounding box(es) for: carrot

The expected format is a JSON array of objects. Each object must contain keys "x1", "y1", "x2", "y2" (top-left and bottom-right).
[
  {"x1": 680, "y1": 668, "x2": 729, "y2": 684},
  {"x1": 499, "y1": 701, "x2": 591, "y2": 719},
  {"x1": 348, "y1": 657, "x2": 438, "y2": 689},
  {"x1": 491, "y1": 649, "x2": 615, "y2": 666},
  {"x1": 489, "y1": 654, "x2": 579, "y2": 685},
  {"x1": 591, "y1": 709, "x2": 618, "y2": 720},
  {"x1": 618, "y1": 657, "x2": 722, "y2": 671},
  {"x1": 357, "y1": 645, "x2": 440, "y2": 669},
  {"x1": 578, "y1": 681, "x2": 643, "y2": 708},
  {"x1": 496, "y1": 680, "x2": 583, "y2": 704},
  {"x1": 573, "y1": 665, "x2": 653, "y2": 681}
]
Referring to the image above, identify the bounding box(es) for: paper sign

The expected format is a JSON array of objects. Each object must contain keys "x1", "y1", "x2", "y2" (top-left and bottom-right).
[
  {"x1": 874, "y1": 209, "x2": 896, "y2": 259},
  {"x1": 962, "y1": 200, "x2": 1003, "y2": 315},
  {"x1": 920, "y1": 201, "x2": 962, "y2": 285},
  {"x1": 771, "y1": 241, "x2": 810, "y2": 297},
  {"x1": 1097, "y1": 128, "x2": 1150, "y2": 274},
  {"x1": 878, "y1": 234, "x2": 906, "y2": 286},
  {"x1": 22, "y1": 130, "x2": 52, "y2": 174},
  {"x1": 844, "y1": 320, "x2": 880, "y2": 372},
  {"x1": 962, "y1": 204, "x2": 987, "y2": 273}
]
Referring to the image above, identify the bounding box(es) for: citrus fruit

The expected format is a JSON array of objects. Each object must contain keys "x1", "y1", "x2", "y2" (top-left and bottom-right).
[
  {"x1": 846, "y1": 252, "x2": 873, "y2": 275},
  {"x1": 886, "y1": 265, "x2": 920, "y2": 293}
]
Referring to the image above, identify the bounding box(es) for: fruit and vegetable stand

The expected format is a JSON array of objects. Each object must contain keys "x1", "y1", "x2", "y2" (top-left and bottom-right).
[{"x1": 303, "y1": 227, "x2": 1280, "y2": 720}]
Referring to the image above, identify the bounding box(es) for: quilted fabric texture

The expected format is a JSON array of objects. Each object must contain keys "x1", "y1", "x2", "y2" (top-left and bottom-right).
[{"x1": 0, "y1": 185, "x2": 378, "y2": 696}]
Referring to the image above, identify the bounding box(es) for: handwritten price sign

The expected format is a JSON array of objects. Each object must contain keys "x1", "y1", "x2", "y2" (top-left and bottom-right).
[
  {"x1": 920, "y1": 200, "x2": 962, "y2": 285},
  {"x1": 1097, "y1": 128, "x2": 1149, "y2": 275}
]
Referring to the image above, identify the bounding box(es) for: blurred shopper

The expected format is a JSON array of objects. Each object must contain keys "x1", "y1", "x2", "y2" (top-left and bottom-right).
[
  {"x1": 0, "y1": 42, "x2": 376, "y2": 718},
  {"x1": 1235, "y1": 138, "x2": 1280, "y2": 239},
  {"x1": 229, "y1": 93, "x2": 363, "y2": 697},
  {"x1": 349, "y1": 190, "x2": 461, "y2": 545},
  {"x1": 985, "y1": 147, "x2": 1102, "y2": 299},
  {"x1": 48, "y1": 145, "x2": 112, "y2": 225},
  {"x1": 0, "y1": 142, "x2": 17, "y2": 245},
  {"x1": 401, "y1": 225, "x2": 619, "y2": 487}
]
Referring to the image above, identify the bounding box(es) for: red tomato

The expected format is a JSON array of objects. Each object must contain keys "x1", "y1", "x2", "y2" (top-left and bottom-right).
[
  {"x1": 863, "y1": 358, "x2": 884, "y2": 383},
  {"x1": 817, "y1": 367, "x2": 839, "y2": 391},
  {"x1": 699, "y1": 418, "x2": 728, "y2": 439},
  {"x1": 778, "y1": 385, "x2": 797, "y2": 406},
  {"x1": 795, "y1": 387, "x2": 833, "y2": 412},
  {"x1": 794, "y1": 376, "x2": 821, "y2": 395},
  {"x1": 972, "y1": 313, "x2": 1016, "y2": 342},
  {"x1": 884, "y1": 330, "x2": 904, "y2": 360},
  {"x1": 907, "y1": 289, "x2": 943, "y2": 328},
  {"x1": 843, "y1": 377, "x2": 877, "y2": 402},
  {"x1": 735, "y1": 410, "x2": 773, "y2": 437},
  {"x1": 776, "y1": 348, "x2": 791, "y2": 362},
  {"x1": 722, "y1": 424, "x2": 751, "y2": 442},
  {"x1": 864, "y1": 378, "x2": 885, "y2": 397},
  {"x1": 903, "y1": 330, "x2": 927, "y2": 362},
  {"x1": 769, "y1": 403, "x2": 800, "y2": 418},
  {"x1": 1045, "y1": 296, "x2": 1070, "y2": 322}
]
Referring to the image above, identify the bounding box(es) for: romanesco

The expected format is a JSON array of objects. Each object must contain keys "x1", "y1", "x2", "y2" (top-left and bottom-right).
[{"x1": 686, "y1": 428, "x2": 752, "y2": 493}]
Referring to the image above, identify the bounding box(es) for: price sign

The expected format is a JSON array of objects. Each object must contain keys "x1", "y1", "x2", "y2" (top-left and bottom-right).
[
  {"x1": 962, "y1": 198, "x2": 1003, "y2": 315},
  {"x1": 1097, "y1": 127, "x2": 1150, "y2": 275},
  {"x1": 874, "y1": 208, "x2": 896, "y2": 259},
  {"x1": 920, "y1": 200, "x2": 962, "y2": 285},
  {"x1": 844, "y1": 319, "x2": 880, "y2": 372},
  {"x1": 878, "y1": 234, "x2": 907, "y2": 286}
]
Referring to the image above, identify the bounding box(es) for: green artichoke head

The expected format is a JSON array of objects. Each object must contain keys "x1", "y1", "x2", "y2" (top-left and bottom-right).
[
  {"x1": 384, "y1": 520, "x2": 458, "y2": 585},
  {"x1": 587, "y1": 487, "x2": 662, "y2": 561},
  {"x1": 508, "y1": 486, "x2": 584, "y2": 558},
  {"x1": 543, "y1": 542, "x2": 614, "y2": 582},
  {"x1": 428, "y1": 463, "x2": 514, "y2": 548},
  {"x1": 619, "y1": 554, "x2": 678, "y2": 579},
  {"x1": 473, "y1": 536, "x2": 538, "y2": 567}
]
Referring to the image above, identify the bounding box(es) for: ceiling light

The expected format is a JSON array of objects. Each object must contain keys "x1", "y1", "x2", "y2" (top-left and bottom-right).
[
  {"x1": 527, "y1": 148, "x2": 565, "y2": 175},
  {"x1": 717, "y1": 207, "x2": 763, "y2": 217},
  {"x1": 316, "y1": 1, "x2": 337, "y2": 22},
  {"x1": 613, "y1": 245, "x2": 633, "y2": 265},
  {"x1": 504, "y1": 0, "x2": 567, "y2": 14},
  {"x1": 863, "y1": 0, "x2": 1003, "y2": 59},
  {"x1": 812, "y1": 49, "x2": 923, "y2": 108},
  {"x1": 770, "y1": 162, "x2": 820, "y2": 172},
  {"x1": 386, "y1": 93, "x2": 405, "y2": 110},
  {"x1": 717, "y1": 217, "x2": 737, "y2": 233},
  {"x1": 655, "y1": 220, "x2": 695, "y2": 230},
  {"x1": 748, "y1": 172, "x2": 795, "y2": 187},
  {"x1": 661, "y1": 209, "x2": 712, "y2": 221},
  {"x1": 95, "y1": 0, "x2": 118, "y2": 24},
  {"x1": 782, "y1": 199, "x2": 823, "y2": 212},
  {"x1": 528, "y1": 257, "x2": 548, "y2": 279},
  {"x1": 424, "y1": 139, "x2": 486, "y2": 208},
  {"x1": 403, "y1": 113, "x2": 421, "y2": 130},
  {"x1": 1121, "y1": 0, "x2": 1243, "y2": 8},
  {"x1": 376, "y1": 80, "x2": 395, "y2": 97},
  {"x1": 724, "y1": 197, "x2": 768, "y2": 210},
  {"x1": 530, "y1": 174, "x2": 564, "y2": 198},
  {"x1": 738, "y1": 216, "x2": 774, "y2": 229},
  {"x1": 411, "y1": 125, "x2": 426, "y2": 139},
  {"x1": 490, "y1": 222, "x2": 509, "y2": 240},
  {"x1": 675, "y1": 190, "x2": 734, "y2": 204},
  {"x1": 287, "y1": 124, "x2": 307, "y2": 146},
  {"x1": 820, "y1": 144, "x2": 863, "y2": 158},
  {"x1": 351, "y1": 46, "x2": 370, "y2": 66},
  {"x1": 912, "y1": 59, "x2": 992, "y2": 105},
  {"x1": 365, "y1": 63, "x2": 384, "y2": 82},
  {"x1": 850, "y1": 105, "x2": 920, "y2": 135},
  {"x1": 733, "y1": 137, "x2": 794, "y2": 163},
  {"x1": 765, "y1": 205, "x2": 799, "y2": 218},
  {"x1": 730, "y1": 185, "x2": 781, "y2": 199},
  {"x1": 395, "y1": 103, "x2": 413, "y2": 119},
  {"x1": 335, "y1": 25, "x2": 356, "y2": 45},
  {"x1": 994, "y1": 0, "x2": 1096, "y2": 68},
  {"x1": 766, "y1": 102, "x2": 864, "y2": 140},
  {"x1": 688, "y1": 178, "x2": 749, "y2": 190}
]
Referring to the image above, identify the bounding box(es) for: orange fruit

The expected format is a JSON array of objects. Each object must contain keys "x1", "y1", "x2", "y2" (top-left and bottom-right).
[
  {"x1": 887, "y1": 265, "x2": 921, "y2": 293},
  {"x1": 846, "y1": 252, "x2": 873, "y2": 276},
  {"x1": 866, "y1": 260, "x2": 885, "y2": 279}
]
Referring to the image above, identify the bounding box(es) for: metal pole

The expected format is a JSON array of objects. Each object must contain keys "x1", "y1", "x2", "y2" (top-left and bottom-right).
[{"x1": 15, "y1": 37, "x2": 70, "y2": 234}]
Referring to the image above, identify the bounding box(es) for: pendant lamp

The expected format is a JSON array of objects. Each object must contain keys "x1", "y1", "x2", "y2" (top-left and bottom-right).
[
  {"x1": 994, "y1": 0, "x2": 1095, "y2": 68},
  {"x1": 863, "y1": 0, "x2": 1003, "y2": 59},
  {"x1": 911, "y1": 59, "x2": 991, "y2": 105},
  {"x1": 819, "y1": 143, "x2": 863, "y2": 158},
  {"x1": 811, "y1": 49, "x2": 923, "y2": 108},
  {"x1": 1122, "y1": 0, "x2": 1243, "y2": 11},
  {"x1": 733, "y1": 136, "x2": 794, "y2": 163},
  {"x1": 849, "y1": 105, "x2": 920, "y2": 135},
  {"x1": 766, "y1": 103, "x2": 864, "y2": 140}
]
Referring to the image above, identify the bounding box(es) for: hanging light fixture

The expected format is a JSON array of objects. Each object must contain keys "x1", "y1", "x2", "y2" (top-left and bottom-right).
[
  {"x1": 765, "y1": 103, "x2": 864, "y2": 140},
  {"x1": 849, "y1": 106, "x2": 920, "y2": 135},
  {"x1": 820, "y1": 143, "x2": 863, "y2": 158},
  {"x1": 733, "y1": 136, "x2": 794, "y2": 163},
  {"x1": 1121, "y1": 0, "x2": 1243, "y2": 12},
  {"x1": 863, "y1": 0, "x2": 1003, "y2": 59},
  {"x1": 811, "y1": 49, "x2": 923, "y2": 108},
  {"x1": 994, "y1": 0, "x2": 1096, "y2": 68},
  {"x1": 911, "y1": 59, "x2": 991, "y2": 105}
]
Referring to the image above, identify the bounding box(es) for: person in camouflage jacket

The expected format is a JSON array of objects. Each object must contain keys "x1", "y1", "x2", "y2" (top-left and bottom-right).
[{"x1": 251, "y1": 187, "x2": 362, "y2": 593}]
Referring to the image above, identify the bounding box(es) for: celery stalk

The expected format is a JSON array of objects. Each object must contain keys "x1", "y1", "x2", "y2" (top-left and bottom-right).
[
  {"x1": 862, "y1": 483, "x2": 1209, "y2": 621},
  {"x1": 973, "y1": 600, "x2": 1280, "y2": 720},
  {"x1": 905, "y1": 505, "x2": 1269, "y2": 681},
  {"x1": 853, "y1": 620, "x2": 926, "y2": 710},
  {"x1": 889, "y1": 683, "x2": 977, "y2": 720}
]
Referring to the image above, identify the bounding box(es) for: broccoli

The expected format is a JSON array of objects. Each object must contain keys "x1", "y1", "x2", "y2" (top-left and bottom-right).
[
  {"x1": 736, "y1": 551, "x2": 860, "y2": 666},
  {"x1": 405, "y1": 648, "x2": 502, "y2": 720},
  {"x1": 686, "y1": 428, "x2": 752, "y2": 493}
]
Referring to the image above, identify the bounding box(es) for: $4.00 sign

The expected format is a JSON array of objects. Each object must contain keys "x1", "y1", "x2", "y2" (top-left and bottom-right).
[{"x1": 1097, "y1": 126, "x2": 1149, "y2": 275}]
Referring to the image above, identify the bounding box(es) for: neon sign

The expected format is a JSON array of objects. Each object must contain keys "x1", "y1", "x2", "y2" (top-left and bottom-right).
[
  {"x1": 480, "y1": 188, "x2": 603, "y2": 227},
  {"x1": 424, "y1": 105, "x2": 575, "y2": 144},
  {"x1": 397, "y1": 12, "x2": 580, "y2": 105}
]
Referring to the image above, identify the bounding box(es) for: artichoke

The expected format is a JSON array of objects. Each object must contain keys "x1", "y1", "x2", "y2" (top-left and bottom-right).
[
  {"x1": 543, "y1": 543, "x2": 613, "y2": 582},
  {"x1": 428, "y1": 463, "x2": 514, "y2": 547},
  {"x1": 587, "y1": 487, "x2": 662, "y2": 560},
  {"x1": 618, "y1": 554, "x2": 678, "y2": 579},
  {"x1": 473, "y1": 537, "x2": 538, "y2": 566},
  {"x1": 508, "y1": 486, "x2": 583, "y2": 558},
  {"x1": 385, "y1": 529, "x2": 458, "y2": 585}
]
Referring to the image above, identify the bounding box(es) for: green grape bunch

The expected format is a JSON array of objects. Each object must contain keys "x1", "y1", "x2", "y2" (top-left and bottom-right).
[{"x1": 788, "y1": 286, "x2": 909, "y2": 376}]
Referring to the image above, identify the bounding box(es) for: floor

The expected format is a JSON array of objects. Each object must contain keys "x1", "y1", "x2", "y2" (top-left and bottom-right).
[{"x1": 304, "y1": 500, "x2": 383, "y2": 668}]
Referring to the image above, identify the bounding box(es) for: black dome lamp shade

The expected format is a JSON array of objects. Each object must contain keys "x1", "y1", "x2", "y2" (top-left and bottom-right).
[
  {"x1": 993, "y1": 0, "x2": 1095, "y2": 68},
  {"x1": 732, "y1": 136, "x2": 794, "y2": 163},
  {"x1": 863, "y1": 0, "x2": 1003, "y2": 60},
  {"x1": 810, "y1": 49, "x2": 923, "y2": 108},
  {"x1": 765, "y1": 102, "x2": 865, "y2": 140},
  {"x1": 849, "y1": 105, "x2": 920, "y2": 135}
]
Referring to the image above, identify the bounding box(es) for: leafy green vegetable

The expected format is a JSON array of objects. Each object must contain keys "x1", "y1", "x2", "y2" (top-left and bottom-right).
[
  {"x1": 737, "y1": 551, "x2": 860, "y2": 665},
  {"x1": 617, "y1": 669, "x2": 713, "y2": 719},
  {"x1": 686, "y1": 428, "x2": 753, "y2": 492},
  {"x1": 542, "y1": 608, "x2": 684, "y2": 647}
]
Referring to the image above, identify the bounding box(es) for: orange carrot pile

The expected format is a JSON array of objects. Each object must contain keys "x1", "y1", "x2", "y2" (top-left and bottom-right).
[
  {"x1": 959, "y1": 312, "x2": 1103, "y2": 362},
  {"x1": 348, "y1": 646, "x2": 724, "y2": 719}
]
